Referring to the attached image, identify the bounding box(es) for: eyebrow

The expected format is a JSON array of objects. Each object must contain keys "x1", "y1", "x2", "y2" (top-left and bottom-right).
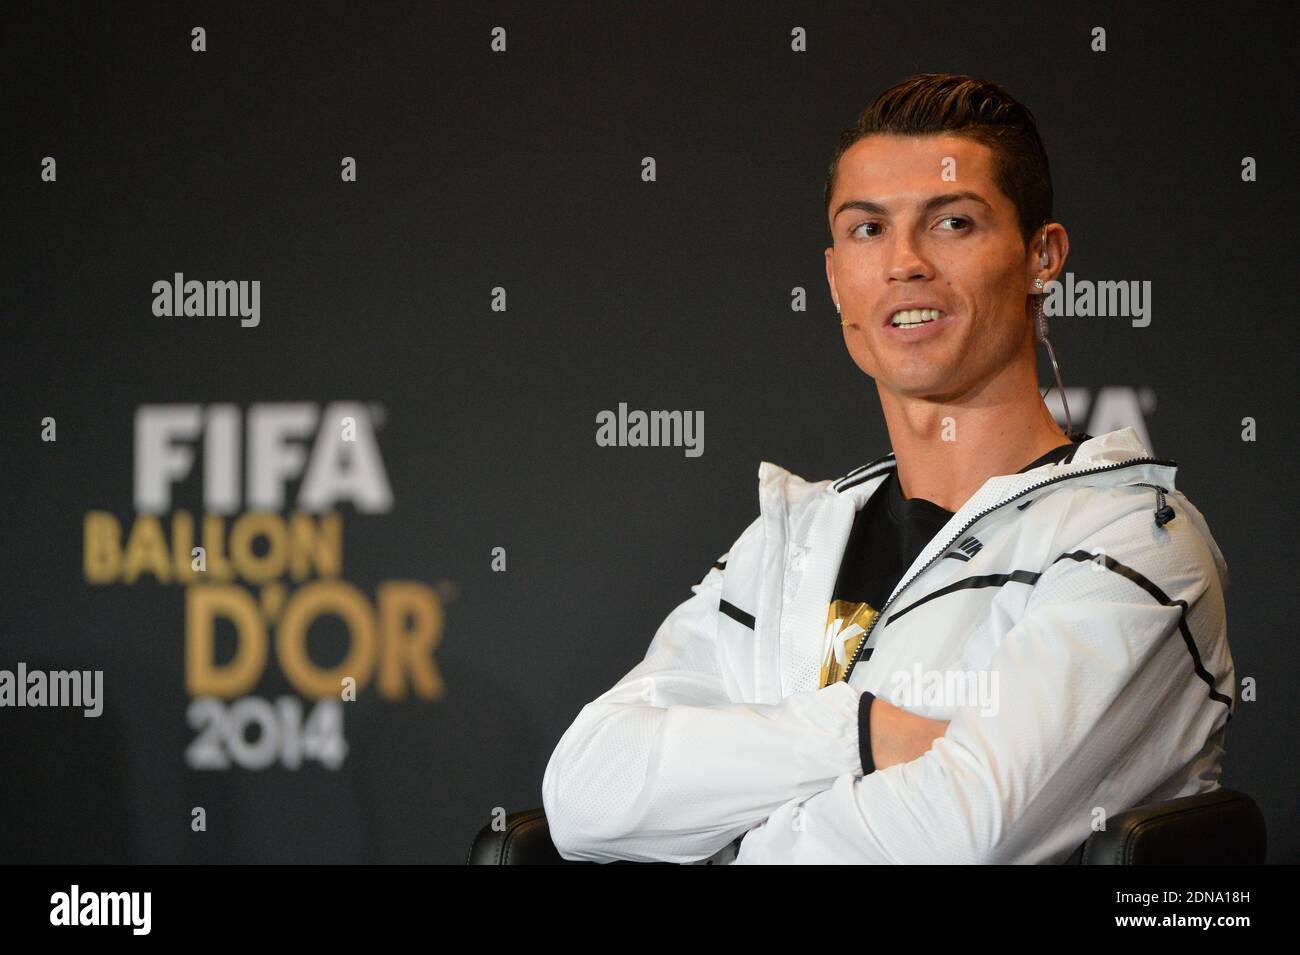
[{"x1": 832, "y1": 190, "x2": 993, "y2": 220}]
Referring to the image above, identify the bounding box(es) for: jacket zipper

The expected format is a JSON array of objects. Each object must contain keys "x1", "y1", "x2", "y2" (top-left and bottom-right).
[
  {"x1": 1132, "y1": 482, "x2": 1175, "y2": 526},
  {"x1": 841, "y1": 456, "x2": 1177, "y2": 684}
]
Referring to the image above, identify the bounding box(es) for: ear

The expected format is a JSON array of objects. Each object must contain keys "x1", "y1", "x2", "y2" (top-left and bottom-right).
[
  {"x1": 1030, "y1": 223, "x2": 1070, "y2": 289},
  {"x1": 825, "y1": 246, "x2": 838, "y2": 309}
]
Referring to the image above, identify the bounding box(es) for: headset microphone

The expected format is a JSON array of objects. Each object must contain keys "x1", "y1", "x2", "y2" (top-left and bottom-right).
[
  {"x1": 1035, "y1": 224, "x2": 1050, "y2": 342},
  {"x1": 1034, "y1": 223, "x2": 1073, "y2": 437}
]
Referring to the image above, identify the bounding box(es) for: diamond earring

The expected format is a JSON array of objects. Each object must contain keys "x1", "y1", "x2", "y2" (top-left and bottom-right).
[{"x1": 1034, "y1": 278, "x2": 1045, "y2": 289}]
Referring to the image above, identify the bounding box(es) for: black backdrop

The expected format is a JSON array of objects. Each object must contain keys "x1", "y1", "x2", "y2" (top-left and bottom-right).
[{"x1": 2, "y1": 0, "x2": 1295, "y2": 863}]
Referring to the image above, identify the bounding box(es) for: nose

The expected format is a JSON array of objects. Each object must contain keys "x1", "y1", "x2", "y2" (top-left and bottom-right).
[{"x1": 886, "y1": 231, "x2": 934, "y2": 283}]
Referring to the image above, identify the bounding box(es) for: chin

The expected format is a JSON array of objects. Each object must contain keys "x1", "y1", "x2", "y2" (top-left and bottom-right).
[{"x1": 881, "y1": 371, "x2": 967, "y2": 401}]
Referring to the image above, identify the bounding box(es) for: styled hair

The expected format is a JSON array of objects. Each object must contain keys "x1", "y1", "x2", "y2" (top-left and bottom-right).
[{"x1": 824, "y1": 73, "x2": 1052, "y2": 246}]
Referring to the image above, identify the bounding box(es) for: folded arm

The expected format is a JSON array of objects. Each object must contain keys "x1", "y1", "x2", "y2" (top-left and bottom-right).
[
  {"x1": 545, "y1": 515, "x2": 898, "y2": 863},
  {"x1": 542, "y1": 514, "x2": 848, "y2": 861}
]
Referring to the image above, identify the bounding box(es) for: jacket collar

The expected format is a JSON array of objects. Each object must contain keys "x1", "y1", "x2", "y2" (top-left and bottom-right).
[
  {"x1": 757, "y1": 426, "x2": 1186, "y2": 602},
  {"x1": 761, "y1": 427, "x2": 1175, "y2": 511},
  {"x1": 835, "y1": 426, "x2": 1169, "y2": 491}
]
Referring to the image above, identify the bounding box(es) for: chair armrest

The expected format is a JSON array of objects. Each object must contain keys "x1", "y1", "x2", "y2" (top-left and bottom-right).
[
  {"x1": 467, "y1": 807, "x2": 579, "y2": 865},
  {"x1": 466, "y1": 807, "x2": 683, "y2": 864},
  {"x1": 1069, "y1": 787, "x2": 1266, "y2": 865}
]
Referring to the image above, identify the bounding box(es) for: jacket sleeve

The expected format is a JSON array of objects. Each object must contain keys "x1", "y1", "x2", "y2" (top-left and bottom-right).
[
  {"x1": 541, "y1": 514, "x2": 864, "y2": 864},
  {"x1": 733, "y1": 495, "x2": 1235, "y2": 864}
]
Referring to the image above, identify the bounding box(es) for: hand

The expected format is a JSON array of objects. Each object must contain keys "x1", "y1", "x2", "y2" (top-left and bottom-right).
[{"x1": 868, "y1": 696, "x2": 950, "y2": 771}]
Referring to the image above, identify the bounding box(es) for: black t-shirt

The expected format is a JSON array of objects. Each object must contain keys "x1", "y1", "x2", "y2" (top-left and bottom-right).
[{"x1": 818, "y1": 436, "x2": 1086, "y2": 689}]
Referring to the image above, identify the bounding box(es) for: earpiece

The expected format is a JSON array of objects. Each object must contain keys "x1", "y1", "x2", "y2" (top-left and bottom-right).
[
  {"x1": 1032, "y1": 220, "x2": 1072, "y2": 437},
  {"x1": 1034, "y1": 223, "x2": 1050, "y2": 342}
]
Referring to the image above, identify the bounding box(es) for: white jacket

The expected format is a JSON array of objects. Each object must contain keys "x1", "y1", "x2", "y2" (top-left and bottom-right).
[{"x1": 541, "y1": 427, "x2": 1235, "y2": 864}]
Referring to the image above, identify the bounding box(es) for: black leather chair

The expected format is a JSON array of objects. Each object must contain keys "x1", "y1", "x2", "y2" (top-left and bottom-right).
[{"x1": 467, "y1": 788, "x2": 1266, "y2": 864}]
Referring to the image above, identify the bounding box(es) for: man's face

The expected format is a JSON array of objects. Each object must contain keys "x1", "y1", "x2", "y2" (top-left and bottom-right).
[{"x1": 825, "y1": 134, "x2": 1037, "y2": 403}]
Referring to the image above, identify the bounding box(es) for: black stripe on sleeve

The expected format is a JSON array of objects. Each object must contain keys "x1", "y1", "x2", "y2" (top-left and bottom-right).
[
  {"x1": 718, "y1": 598, "x2": 755, "y2": 630},
  {"x1": 1051, "y1": 550, "x2": 1233, "y2": 714},
  {"x1": 858, "y1": 689, "x2": 877, "y2": 776}
]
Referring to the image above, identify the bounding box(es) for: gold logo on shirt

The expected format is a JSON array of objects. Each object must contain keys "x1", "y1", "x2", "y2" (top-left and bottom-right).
[{"x1": 818, "y1": 599, "x2": 878, "y2": 688}]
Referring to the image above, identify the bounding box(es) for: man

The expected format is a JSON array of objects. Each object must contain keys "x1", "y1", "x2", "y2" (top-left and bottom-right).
[{"x1": 542, "y1": 74, "x2": 1234, "y2": 864}]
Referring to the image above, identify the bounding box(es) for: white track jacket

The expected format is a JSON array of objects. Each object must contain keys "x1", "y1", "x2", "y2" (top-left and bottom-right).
[{"x1": 542, "y1": 427, "x2": 1235, "y2": 864}]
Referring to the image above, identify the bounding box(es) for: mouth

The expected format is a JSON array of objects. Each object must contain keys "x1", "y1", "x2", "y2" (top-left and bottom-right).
[{"x1": 881, "y1": 306, "x2": 952, "y2": 339}]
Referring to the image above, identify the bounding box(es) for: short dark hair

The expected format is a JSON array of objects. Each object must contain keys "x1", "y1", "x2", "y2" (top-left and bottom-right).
[{"x1": 824, "y1": 73, "x2": 1052, "y2": 246}]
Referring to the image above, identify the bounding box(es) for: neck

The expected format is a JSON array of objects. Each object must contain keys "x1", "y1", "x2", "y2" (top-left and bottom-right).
[{"x1": 877, "y1": 355, "x2": 1068, "y2": 512}]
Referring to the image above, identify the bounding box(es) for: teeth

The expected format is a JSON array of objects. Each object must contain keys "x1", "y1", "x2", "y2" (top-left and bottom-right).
[{"x1": 891, "y1": 308, "x2": 942, "y2": 326}]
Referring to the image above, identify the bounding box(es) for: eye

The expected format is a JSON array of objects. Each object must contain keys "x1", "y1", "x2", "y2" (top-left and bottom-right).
[
  {"x1": 850, "y1": 221, "x2": 882, "y2": 239},
  {"x1": 937, "y1": 215, "x2": 971, "y2": 231}
]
